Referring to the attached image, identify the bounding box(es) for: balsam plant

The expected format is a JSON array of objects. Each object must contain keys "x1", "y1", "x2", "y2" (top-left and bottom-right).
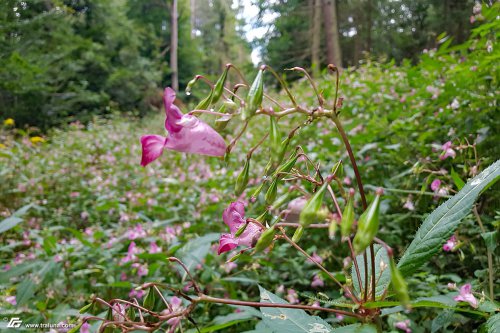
[{"x1": 81, "y1": 58, "x2": 499, "y2": 332}]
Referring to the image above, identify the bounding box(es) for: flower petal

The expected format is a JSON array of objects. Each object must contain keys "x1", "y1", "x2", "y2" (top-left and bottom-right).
[
  {"x1": 222, "y1": 202, "x2": 246, "y2": 233},
  {"x1": 164, "y1": 87, "x2": 184, "y2": 133},
  {"x1": 238, "y1": 222, "x2": 262, "y2": 247},
  {"x1": 140, "y1": 135, "x2": 167, "y2": 166},
  {"x1": 165, "y1": 115, "x2": 226, "y2": 156},
  {"x1": 218, "y1": 234, "x2": 238, "y2": 255}
]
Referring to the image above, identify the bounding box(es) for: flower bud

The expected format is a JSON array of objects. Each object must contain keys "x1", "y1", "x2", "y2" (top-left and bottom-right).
[
  {"x1": 299, "y1": 182, "x2": 329, "y2": 228},
  {"x1": 270, "y1": 117, "x2": 281, "y2": 158},
  {"x1": 223, "y1": 98, "x2": 238, "y2": 111},
  {"x1": 389, "y1": 257, "x2": 411, "y2": 309},
  {"x1": 352, "y1": 191, "x2": 381, "y2": 254},
  {"x1": 212, "y1": 65, "x2": 229, "y2": 103},
  {"x1": 265, "y1": 178, "x2": 279, "y2": 205},
  {"x1": 340, "y1": 189, "x2": 355, "y2": 238},
  {"x1": 242, "y1": 69, "x2": 264, "y2": 120},
  {"x1": 292, "y1": 226, "x2": 304, "y2": 243},
  {"x1": 143, "y1": 287, "x2": 156, "y2": 310},
  {"x1": 235, "y1": 157, "x2": 250, "y2": 196},
  {"x1": 254, "y1": 227, "x2": 276, "y2": 252},
  {"x1": 185, "y1": 77, "x2": 197, "y2": 95}
]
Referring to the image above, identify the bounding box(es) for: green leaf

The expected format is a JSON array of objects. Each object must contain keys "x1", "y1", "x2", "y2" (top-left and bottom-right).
[
  {"x1": 175, "y1": 233, "x2": 220, "y2": 278},
  {"x1": 451, "y1": 168, "x2": 465, "y2": 190},
  {"x1": 258, "y1": 285, "x2": 334, "y2": 333},
  {"x1": 352, "y1": 245, "x2": 390, "y2": 298},
  {"x1": 16, "y1": 278, "x2": 36, "y2": 306},
  {"x1": 481, "y1": 231, "x2": 498, "y2": 251},
  {"x1": 431, "y1": 309, "x2": 454, "y2": 333},
  {"x1": 398, "y1": 160, "x2": 500, "y2": 277},
  {"x1": 0, "y1": 215, "x2": 23, "y2": 234},
  {"x1": 485, "y1": 313, "x2": 500, "y2": 333},
  {"x1": 331, "y1": 324, "x2": 377, "y2": 332}
]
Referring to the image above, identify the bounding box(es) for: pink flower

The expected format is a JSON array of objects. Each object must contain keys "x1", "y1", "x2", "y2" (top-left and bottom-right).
[
  {"x1": 217, "y1": 202, "x2": 263, "y2": 255},
  {"x1": 81, "y1": 322, "x2": 90, "y2": 333},
  {"x1": 454, "y1": 283, "x2": 478, "y2": 308},
  {"x1": 164, "y1": 296, "x2": 184, "y2": 332},
  {"x1": 140, "y1": 87, "x2": 226, "y2": 166},
  {"x1": 5, "y1": 295, "x2": 16, "y2": 306},
  {"x1": 129, "y1": 289, "x2": 145, "y2": 299},
  {"x1": 443, "y1": 235, "x2": 457, "y2": 252},
  {"x1": 336, "y1": 314, "x2": 344, "y2": 321},
  {"x1": 395, "y1": 319, "x2": 411, "y2": 333},
  {"x1": 307, "y1": 252, "x2": 323, "y2": 265},
  {"x1": 430, "y1": 179, "x2": 441, "y2": 192},
  {"x1": 224, "y1": 262, "x2": 238, "y2": 273},
  {"x1": 127, "y1": 224, "x2": 147, "y2": 240},
  {"x1": 311, "y1": 274, "x2": 324, "y2": 288},
  {"x1": 149, "y1": 242, "x2": 162, "y2": 254},
  {"x1": 439, "y1": 141, "x2": 456, "y2": 160},
  {"x1": 286, "y1": 289, "x2": 299, "y2": 304}
]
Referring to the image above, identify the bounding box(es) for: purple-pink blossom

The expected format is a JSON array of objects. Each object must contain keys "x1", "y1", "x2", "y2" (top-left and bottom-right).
[
  {"x1": 81, "y1": 322, "x2": 90, "y2": 333},
  {"x1": 443, "y1": 235, "x2": 457, "y2": 252},
  {"x1": 163, "y1": 296, "x2": 184, "y2": 333},
  {"x1": 286, "y1": 289, "x2": 299, "y2": 304},
  {"x1": 454, "y1": 283, "x2": 478, "y2": 308},
  {"x1": 217, "y1": 201, "x2": 262, "y2": 255},
  {"x1": 439, "y1": 141, "x2": 456, "y2": 160},
  {"x1": 395, "y1": 319, "x2": 411, "y2": 333},
  {"x1": 140, "y1": 87, "x2": 226, "y2": 166},
  {"x1": 311, "y1": 274, "x2": 324, "y2": 288},
  {"x1": 5, "y1": 295, "x2": 16, "y2": 306}
]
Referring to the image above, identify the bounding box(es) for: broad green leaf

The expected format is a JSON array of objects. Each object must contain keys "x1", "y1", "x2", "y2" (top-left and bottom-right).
[
  {"x1": 352, "y1": 245, "x2": 390, "y2": 298},
  {"x1": 485, "y1": 313, "x2": 500, "y2": 333},
  {"x1": 431, "y1": 309, "x2": 454, "y2": 333},
  {"x1": 175, "y1": 233, "x2": 220, "y2": 278},
  {"x1": 398, "y1": 160, "x2": 500, "y2": 277},
  {"x1": 0, "y1": 216, "x2": 23, "y2": 234},
  {"x1": 331, "y1": 324, "x2": 377, "y2": 332},
  {"x1": 258, "y1": 285, "x2": 334, "y2": 333},
  {"x1": 481, "y1": 231, "x2": 498, "y2": 251},
  {"x1": 451, "y1": 168, "x2": 465, "y2": 190},
  {"x1": 16, "y1": 278, "x2": 36, "y2": 306}
]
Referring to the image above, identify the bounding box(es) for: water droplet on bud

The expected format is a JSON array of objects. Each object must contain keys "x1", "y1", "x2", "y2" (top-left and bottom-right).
[{"x1": 186, "y1": 91, "x2": 191, "y2": 96}]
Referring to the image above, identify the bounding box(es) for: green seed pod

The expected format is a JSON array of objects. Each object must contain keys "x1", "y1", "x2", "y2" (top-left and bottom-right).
[
  {"x1": 256, "y1": 210, "x2": 271, "y2": 223},
  {"x1": 242, "y1": 69, "x2": 264, "y2": 120},
  {"x1": 214, "y1": 104, "x2": 231, "y2": 131},
  {"x1": 292, "y1": 226, "x2": 304, "y2": 243},
  {"x1": 274, "y1": 149, "x2": 299, "y2": 178},
  {"x1": 389, "y1": 257, "x2": 411, "y2": 309},
  {"x1": 212, "y1": 65, "x2": 229, "y2": 103},
  {"x1": 265, "y1": 178, "x2": 279, "y2": 205},
  {"x1": 299, "y1": 182, "x2": 329, "y2": 228},
  {"x1": 185, "y1": 77, "x2": 197, "y2": 95},
  {"x1": 340, "y1": 189, "x2": 355, "y2": 238},
  {"x1": 328, "y1": 219, "x2": 338, "y2": 240},
  {"x1": 223, "y1": 98, "x2": 238, "y2": 111},
  {"x1": 234, "y1": 222, "x2": 248, "y2": 237},
  {"x1": 142, "y1": 287, "x2": 156, "y2": 310},
  {"x1": 235, "y1": 158, "x2": 250, "y2": 196},
  {"x1": 67, "y1": 322, "x2": 83, "y2": 333},
  {"x1": 79, "y1": 303, "x2": 93, "y2": 314},
  {"x1": 352, "y1": 191, "x2": 382, "y2": 254},
  {"x1": 269, "y1": 117, "x2": 281, "y2": 158},
  {"x1": 251, "y1": 181, "x2": 266, "y2": 201},
  {"x1": 276, "y1": 135, "x2": 292, "y2": 168},
  {"x1": 271, "y1": 192, "x2": 292, "y2": 211},
  {"x1": 254, "y1": 227, "x2": 276, "y2": 252},
  {"x1": 126, "y1": 306, "x2": 136, "y2": 322},
  {"x1": 228, "y1": 252, "x2": 242, "y2": 262},
  {"x1": 195, "y1": 89, "x2": 213, "y2": 110}
]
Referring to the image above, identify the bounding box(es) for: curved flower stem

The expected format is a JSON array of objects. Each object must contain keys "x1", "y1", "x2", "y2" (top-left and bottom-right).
[
  {"x1": 472, "y1": 206, "x2": 494, "y2": 300},
  {"x1": 196, "y1": 294, "x2": 363, "y2": 319},
  {"x1": 262, "y1": 65, "x2": 298, "y2": 108},
  {"x1": 263, "y1": 93, "x2": 286, "y2": 109},
  {"x1": 168, "y1": 257, "x2": 202, "y2": 295},
  {"x1": 226, "y1": 121, "x2": 249, "y2": 155},
  {"x1": 346, "y1": 237, "x2": 364, "y2": 295},
  {"x1": 93, "y1": 297, "x2": 129, "y2": 321},
  {"x1": 227, "y1": 63, "x2": 249, "y2": 85},
  {"x1": 286, "y1": 67, "x2": 324, "y2": 106},
  {"x1": 279, "y1": 228, "x2": 360, "y2": 304},
  {"x1": 247, "y1": 133, "x2": 269, "y2": 159},
  {"x1": 275, "y1": 222, "x2": 329, "y2": 228},
  {"x1": 188, "y1": 109, "x2": 232, "y2": 117}
]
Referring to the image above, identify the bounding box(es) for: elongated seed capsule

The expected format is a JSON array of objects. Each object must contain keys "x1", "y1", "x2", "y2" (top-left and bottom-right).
[
  {"x1": 265, "y1": 178, "x2": 279, "y2": 205},
  {"x1": 292, "y1": 225, "x2": 304, "y2": 243},
  {"x1": 340, "y1": 189, "x2": 356, "y2": 238},
  {"x1": 251, "y1": 181, "x2": 266, "y2": 201},
  {"x1": 235, "y1": 158, "x2": 250, "y2": 196},
  {"x1": 212, "y1": 65, "x2": 229, "y2": 103},
  {"x1": 143, "y1": 287, "x2": 156, "y2": 309},
  {"x1": 275, "y1": 135, "x2": 292, "y2": 168},
  {"x1": 271, "y1": 192, "x2": 292, "y2": 210},
  {"x1": 195, "y1": 89, "x2": 214, "y2": 110},
  {"x1": 242, "y1": 69, "x2": 264, "y2": 120},
  {"x1": 352, "y1": 189, "x2": 382, "y2": 254},
  {"x1": 389, "y1": 257, "x2": 411, "y2": 309},
  {"x1": 299, "y1": 181, "x2": 330, "y2": 228},
  {"x1": 328, "y1": 219, "x2": 338, "y2": 239},
  {"x1": 254, "y1": 227, "x2": 276, "y2": 252},
  {"x1": 270, "y1": 117, "x2": 281, "y2": 159},
  {"x1": 127, "y1": 306, "x2": 136, "y2": 322},
  {"x1": 274, "y1": 149, "x2": 299, "y2": 178},
  {"x1": 234, "y1": 222, "x2": 248, "y2": 237}
]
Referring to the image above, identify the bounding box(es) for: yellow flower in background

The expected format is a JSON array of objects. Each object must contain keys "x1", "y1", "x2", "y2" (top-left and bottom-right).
[
  {"x1": 0, "y1": 143, "x2": 6, "y2": 149},
  {"x1": 4, "y1": 118, "x2": 15, "y2": 126},
  {"x1": 30, "y1": 136, "x2": 45, "y2": 144}
]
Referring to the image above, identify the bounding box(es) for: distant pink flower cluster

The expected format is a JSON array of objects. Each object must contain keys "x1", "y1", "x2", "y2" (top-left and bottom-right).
[
  {"x1": 161, "y1": 296, "x2": 185, "y2": 333},
  {"x1": 395, "y1": 319, "x2": 411, "y2": 333},
  {"x1": 439, "y1": 141, "x2": 456, "y2": 160},
  {"x1": 430, "y1": 179, "x2": 448, "y2": 198},
  {"x1": 140, "y1": 88, "x2": 226, "y2": 167}
]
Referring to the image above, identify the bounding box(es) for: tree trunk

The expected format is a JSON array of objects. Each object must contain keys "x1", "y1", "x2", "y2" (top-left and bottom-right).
[
  {"x1": 366, "y1": 0, "x2": 372, "y2": 53},
  {"x1": 170, "y1": 0, "x2": 179, "y2": 91},
  {"x1": 322, "y1": 0, "x2": 342, "y2": 67},
  {"x1": 311, "y1": 0, "x2": 321, "y2": 76},
  {"x1": 190, "y1": 0, "x2": 196, "y2": 39}
]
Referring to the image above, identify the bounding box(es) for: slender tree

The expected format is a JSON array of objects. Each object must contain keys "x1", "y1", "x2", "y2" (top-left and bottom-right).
[
  {"x1": 311, "y1": 0, "x2": 321, "y2": 76},
  {"x1": 170, "y1": 0, "x2": 179, "y2": 91},
  {"x1": 322, "y1": 0, "x2": 342, "y2": 67}
]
